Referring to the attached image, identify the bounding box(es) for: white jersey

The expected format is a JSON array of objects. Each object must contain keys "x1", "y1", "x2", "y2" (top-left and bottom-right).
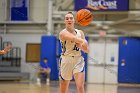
[{"x1": 60, "y1": 29, "x2": 82, "y2": 57}]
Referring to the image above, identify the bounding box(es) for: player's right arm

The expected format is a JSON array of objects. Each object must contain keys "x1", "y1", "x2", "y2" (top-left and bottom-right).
[
  {"x1": 59, "y1": 30, "x2": 85, "y2": 43},
  {"x1": 0, "y1": 45, "x2": 12, "y2": 55},
  {"x1": 0, "y1": 50, "x2": 6, "y2": 54}
]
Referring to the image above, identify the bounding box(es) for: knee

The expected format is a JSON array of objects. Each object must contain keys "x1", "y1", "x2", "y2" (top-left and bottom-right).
[{"x1": 77, "y1": 84, "x2": 84, "y2": 91}]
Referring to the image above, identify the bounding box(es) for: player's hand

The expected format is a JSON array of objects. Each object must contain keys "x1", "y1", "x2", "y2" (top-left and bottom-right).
[
  {"x1": 76, "y1": 40, "x2": 89, "y2": 53},
  {"x1": 0, "y1": 44, "x2": 12, "y2": 54},
  {"x1": 4, "y1": 44, "x2": 12, "y2": 53},
  {"x1": 75, "y1": 43, "x2": 81, "y2": 49},
  {"x1": 81, "y1": 40, "x2": 88, "y2": 48},
  {"x1": 75, "y1": 40, "x2": 87, "y2": 48},
  {"x1": 0, "y1": 50, "x2": 6, "y2": 54}
]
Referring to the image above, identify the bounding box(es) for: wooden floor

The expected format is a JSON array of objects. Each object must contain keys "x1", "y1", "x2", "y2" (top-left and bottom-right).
[{"x1": 0, "y1": 81, "x2": 140, "y2": 93}]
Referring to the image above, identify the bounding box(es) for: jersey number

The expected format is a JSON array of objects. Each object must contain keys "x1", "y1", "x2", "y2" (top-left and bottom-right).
[{"x1": 73, "y1": 45, "x2": 79, "y2": 51}]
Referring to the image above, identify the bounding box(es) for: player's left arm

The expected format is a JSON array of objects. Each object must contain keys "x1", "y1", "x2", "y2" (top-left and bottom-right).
[{"x1": 76, "y1": 30, "x2": 89, "y2": 53}]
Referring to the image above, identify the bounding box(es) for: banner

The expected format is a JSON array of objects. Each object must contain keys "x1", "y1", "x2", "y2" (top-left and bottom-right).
[
  {"x1": 10, "y1": 0, "x2": 29, "y2": 21},
  {"x1": 74, "y1": 0, "x2": 129, "y2": 11}
]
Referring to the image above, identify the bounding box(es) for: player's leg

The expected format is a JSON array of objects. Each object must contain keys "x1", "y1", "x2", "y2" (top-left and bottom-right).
[
  {"x1": 73, "y1": 57, "x2": 85, "y2": 93},
  {"x1": 60, "y1": 80, "x2": 70, "y2": 93},
  {"x1": 59, "y1": 56, "x2": 73, "y2": 93},
  {"x1": 74, "y1": 72, "x2": 85, "y2": 93}
]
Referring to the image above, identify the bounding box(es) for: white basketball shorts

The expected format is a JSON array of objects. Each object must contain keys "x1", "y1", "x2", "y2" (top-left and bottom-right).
[{"x1": 59, "y1": 55, "x2": 85, "y2": 80}]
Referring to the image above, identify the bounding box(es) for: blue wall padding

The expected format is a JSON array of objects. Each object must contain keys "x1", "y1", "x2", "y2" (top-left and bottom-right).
[
  {"x1": 41, "y1": 36, "x2": 58, "y2": 80},
  {"x1": 118, "y1": 37, "x2": 140, "y2": 84}
]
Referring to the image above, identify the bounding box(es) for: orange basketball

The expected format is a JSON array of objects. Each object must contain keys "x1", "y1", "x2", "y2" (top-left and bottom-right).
[{"x1": 76, "y1": 9, "x2": 93, "y2": 26}]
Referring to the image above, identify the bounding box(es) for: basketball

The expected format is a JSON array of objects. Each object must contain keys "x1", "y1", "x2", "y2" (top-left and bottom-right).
[{"x1": 76, "y1": 9, "x2": 93, "y2": 26}]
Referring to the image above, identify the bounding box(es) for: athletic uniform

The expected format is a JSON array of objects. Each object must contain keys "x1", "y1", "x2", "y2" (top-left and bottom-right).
[{"x1": 59, "y1": 29, "x2": 85, "y2": 80}]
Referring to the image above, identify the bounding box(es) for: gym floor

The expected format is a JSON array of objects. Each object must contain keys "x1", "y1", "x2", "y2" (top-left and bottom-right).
[{"x1": 0, "y1": 81, "x2": 140, "y2": 93}]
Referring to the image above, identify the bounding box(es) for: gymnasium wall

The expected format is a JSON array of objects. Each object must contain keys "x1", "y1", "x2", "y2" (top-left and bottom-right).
[
  {"x1": 1, "y1": 34, "x2": 42, "y2": 80},
  {"x1": 0, "y1": 0, "x2": 7, "y2": 21},
  {"x1": 30, "y1": 0, "x2": 48, "y2": 22},
  {"x1": 0, "y1": 0, "x2": 140, "y2": 34},
  {"x1": 88, "y1": 37, "x2": 118, "y2": 84},
  {"x1": 129, "y1": 0, "x2": 140, "y2": 9}
]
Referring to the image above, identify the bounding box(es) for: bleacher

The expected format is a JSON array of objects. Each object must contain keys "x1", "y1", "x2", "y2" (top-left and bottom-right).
[{"x1": 0, "y1": 37, "x2": 29, "y2": 81}]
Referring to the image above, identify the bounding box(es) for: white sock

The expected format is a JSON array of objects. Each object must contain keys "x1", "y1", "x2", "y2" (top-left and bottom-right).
[
  {"x1": 37, "y1": 78, "x2": 40, "y2": 83},
  {"x1": 46, "y1": 78, "x2": 50, "y2": 83}
]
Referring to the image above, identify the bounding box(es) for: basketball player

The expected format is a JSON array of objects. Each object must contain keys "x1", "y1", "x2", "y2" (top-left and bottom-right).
[
  {"x1": 0, "y1": 45, "x2": 12, "y2": 55},
  {"x1": 59, "y1": 12, "x2": 89, "y2": 93}
]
